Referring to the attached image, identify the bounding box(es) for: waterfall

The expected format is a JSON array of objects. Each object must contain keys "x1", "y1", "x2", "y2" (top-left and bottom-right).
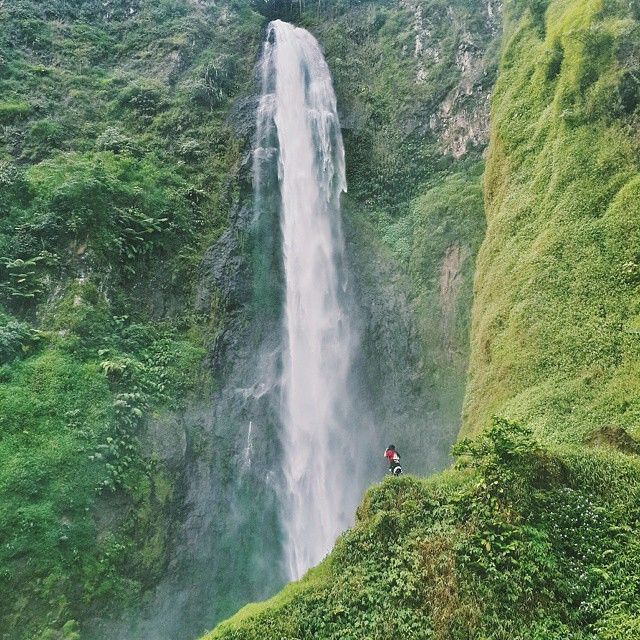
[{"x1": 254, "y1": 20, "x2": 363, "y2": 580}]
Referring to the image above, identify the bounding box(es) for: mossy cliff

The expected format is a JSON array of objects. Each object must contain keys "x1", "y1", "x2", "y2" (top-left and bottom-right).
[
  {"x1": 463, "y1": 0, "x2": 640, "y2": 442},
  {"x1": 0, "y1": 1, "x2": 260, "y2": 637},
  {"x1": 206, "y1": 1, "x2": 640, "y2": 638}
]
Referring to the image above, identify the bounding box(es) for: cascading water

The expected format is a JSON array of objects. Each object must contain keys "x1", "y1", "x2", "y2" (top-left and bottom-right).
[{"x1": 254, "y1": 20, "x2": 366, "y2": 579}]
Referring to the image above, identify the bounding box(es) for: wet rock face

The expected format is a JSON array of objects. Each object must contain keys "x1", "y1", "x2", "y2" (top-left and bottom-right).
[
  {"x1": 439, "y1": 244, "x2": 471, "y2": 360},
  {"x1": 407, "y1": 0, "x2": 502, "y2": 157},
  {"x1": 348, "y1": 234, "x2": 439, "y2": 473},
  {"x1": 141, "y1": 413, "x2": 188, "y2": 464},
  {"x1": 197, "y1": 205, "x2": 252, "y2": 315},
  {"x1": 197, "y1": 90, "x2": 259, "y2": 375}
]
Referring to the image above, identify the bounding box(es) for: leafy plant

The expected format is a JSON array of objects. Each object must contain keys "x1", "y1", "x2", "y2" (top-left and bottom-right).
[{"x1": 0, "y1": 310, "x2": 37, "y2": 363}]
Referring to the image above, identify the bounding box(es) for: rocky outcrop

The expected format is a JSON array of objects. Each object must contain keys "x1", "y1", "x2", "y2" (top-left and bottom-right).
[{"x1": 406, "y1": 0, "x2": 502, "y2": 157}]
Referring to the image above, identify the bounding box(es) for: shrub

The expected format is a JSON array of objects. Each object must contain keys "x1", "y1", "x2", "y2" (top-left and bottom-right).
[
  {"x1": 185, "y1": 57, "x2": 238, "y2": 108},
  {"x1": 24, "y1": 119, "x2": 65, "y2": 159},
  {"x1": 0, "y1": 311, "x2": 36, "y2": 363},
  {"x1": 115, "y1": 81, "x2": 168, "y2": 122},
  {"x1": 95, "y1": 127, "x2": 140, "y2": 155},
  {"x1": 0, "y1": 101, "x2": 30, "y2": 124}
]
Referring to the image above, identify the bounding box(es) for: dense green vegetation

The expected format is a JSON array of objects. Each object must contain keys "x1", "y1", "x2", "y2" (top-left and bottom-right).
[
  {"x1": 207, "y1": 418, "x2": 640, "y2": 639},
  {"x1": 4, "y1": 0, "x2": 638, "y2": 637},
  {"x1": 463, "y1": 0, "x2": 640, "y2": 441},
  {"x1": 0, "y1": 1, "x2": 260, "y2": 637}
]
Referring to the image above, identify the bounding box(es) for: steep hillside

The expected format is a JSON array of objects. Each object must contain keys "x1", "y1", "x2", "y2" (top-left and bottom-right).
[
  {"x1": 463, "y1": 0, "x2": 640, "y2": 440},
  {"x1": 206, "y1": 420, "x2": 640, "y2": 640}
]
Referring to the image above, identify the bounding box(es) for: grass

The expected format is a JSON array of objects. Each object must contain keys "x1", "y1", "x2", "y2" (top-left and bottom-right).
[{"x1": 0, "y1": 350, "x2": 113, "y2": 636}]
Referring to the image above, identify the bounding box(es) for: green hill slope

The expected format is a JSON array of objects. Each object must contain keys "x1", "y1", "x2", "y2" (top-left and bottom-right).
[
  {"x1": 463, "y1": 0, "x2": 640, "y2": 441},
  {"x1": 206, "y1": 420, "x2": 640, "y2": 640},
  {"x1": 0, "y1": 1, "x2": 260, "y2": 637}
]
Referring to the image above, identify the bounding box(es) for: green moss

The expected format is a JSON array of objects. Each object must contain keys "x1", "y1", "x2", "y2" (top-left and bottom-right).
[
  {"x1": 0, "y1": 350, "x2": 113, "y2": 636},
  {"x1": 463, "y1": 0, "x2": 640, "y2": 441},
  {"x1": 0, "y1": 319, "x2": 207, "y2": 636}
]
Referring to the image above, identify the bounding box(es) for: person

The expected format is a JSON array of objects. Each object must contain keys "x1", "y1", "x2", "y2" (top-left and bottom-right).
[{"x1": 384, "y1": 444, "x2": 402, "y2": 476}]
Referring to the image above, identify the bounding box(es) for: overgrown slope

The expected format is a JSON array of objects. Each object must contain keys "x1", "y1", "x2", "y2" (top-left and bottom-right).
[
  {"x1": 206, "y1": 420, "x2": 640, "y2": 639},
  {"x1": 463, "y1": 0, "x2": 640, "y2": 440},
  {"x1": 0, "y1": 1, "x2": 260, "y2": 637}
]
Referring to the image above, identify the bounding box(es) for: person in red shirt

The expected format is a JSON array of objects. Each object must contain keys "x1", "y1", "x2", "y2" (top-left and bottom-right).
[{"x1": 384, "y1": 444, "x2": 402, "y2": 476}]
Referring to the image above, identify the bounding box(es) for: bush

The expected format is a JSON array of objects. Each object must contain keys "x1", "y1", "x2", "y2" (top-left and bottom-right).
[
  {"x1": 0, "y1": 101, "x2": 30, "y2": 124},
  {"x1": 3, "y1": 152, "x2": 192, "y2": 286},
  {"x1": 95, "y1": 127, "x2": 140, "y2": 155},
  {"x1": 115, "y1": 81, "x2": 168, "y2": 122},
  {"x1": 186, "y1": 56, "x2": 238, "y2": 108},
  {"x1": 23, "y1": 119, "x2": 65, "y2": 159},
  {"x1": 0, "y1": 311, "x2": 36, "y2": 363}
]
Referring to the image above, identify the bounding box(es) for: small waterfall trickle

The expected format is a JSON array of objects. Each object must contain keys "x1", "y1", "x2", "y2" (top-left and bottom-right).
[{"x1": 254, "y1": 20, "x2": 366, "y2": 579}]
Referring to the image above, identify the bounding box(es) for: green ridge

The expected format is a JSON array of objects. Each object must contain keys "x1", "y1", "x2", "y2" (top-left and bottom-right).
[
  {"x1": 463, "y1": 0, "x2": 640, "y2": 440},
  {"x1": 205, "y1": 419, "x2": 640, "y2": 639}
]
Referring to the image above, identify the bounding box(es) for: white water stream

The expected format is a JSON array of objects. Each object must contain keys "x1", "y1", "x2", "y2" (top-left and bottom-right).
[{"x1": 254, "y1": 20, "x2": 360, "y2": 579}]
